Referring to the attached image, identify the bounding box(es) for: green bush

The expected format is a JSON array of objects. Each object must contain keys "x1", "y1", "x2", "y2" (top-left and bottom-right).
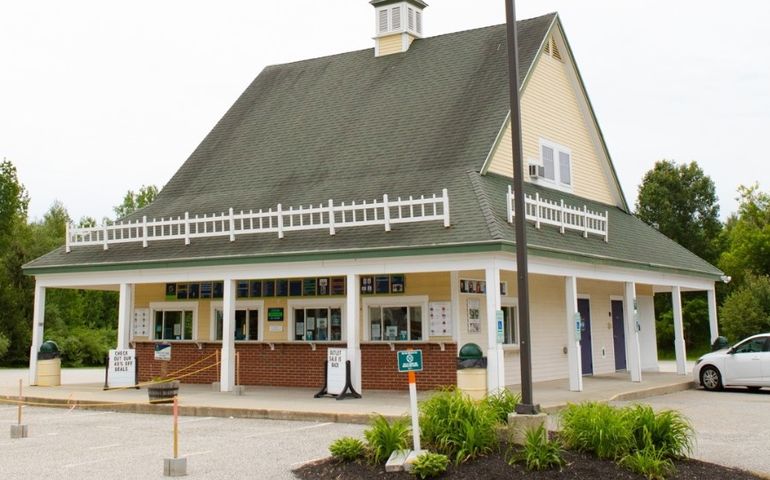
[
  {"x1": 625, "y1": 405, "x2": 694, "y2": 458},
  {"x1": 559, "y1": 402, "x2": 633, "y2": 460},
  {"x1": 481, "y1": 388, "x2": 521, "y2": 424},
  {"x1": 0, "y1": 332, "x2": 9, "y2": 360},
  {"x1": 620, "y1": 448, "x2": 675, "y2": 480},
  {"x1": 419, "y1": 388, "x2": 498, "y2": 464},
  {"x1": 410, "y1": 452, "x2": 449, "y2": 479},
  {"x1": 329, "y1": 436, "x2": 366, "y2": 462},
  {"x1": 510, "y1": 424, "x2": 565, "y2": 471},
  {"x1": 364, "y1": 415, "x2": 411, "y2": 464}
]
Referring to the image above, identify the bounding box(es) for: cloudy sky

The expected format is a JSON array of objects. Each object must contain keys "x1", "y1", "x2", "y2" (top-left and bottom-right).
[{"x1": 2, "y1": 0, "x2": 768, "y2": 223}]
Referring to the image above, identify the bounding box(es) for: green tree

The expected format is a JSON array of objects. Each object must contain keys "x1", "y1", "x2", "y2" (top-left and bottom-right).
[
  {"x1": 718, "y1": 184, "x2": 770, "y2": 286},
  {"x1": 113, "y1": 185, "x2": 159, "y2": 219},
  {"x1": 719, "y1": 274, "x2": 770, "y2": 342},
  {"x1": 635, "y1": 160, "x2": 722, "y2": 264}
]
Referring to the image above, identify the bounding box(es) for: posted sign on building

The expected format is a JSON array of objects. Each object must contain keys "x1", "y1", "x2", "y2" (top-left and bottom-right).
[
  {"x1": 107, "y1": 349, "x2": 136, "y2": 388},
  {"x1": 397, "y1": 350, "x2": 423, "y2": 372}
]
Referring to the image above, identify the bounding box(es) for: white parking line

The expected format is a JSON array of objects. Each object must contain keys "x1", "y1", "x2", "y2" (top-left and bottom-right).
[
  {"x1": 88, "y1": 443, "x2": 121, "y2": 450},
  {"x1": 183, "y1": 450, "x2": 213, "y2": 458},
  {"x1": 178, "y1": 416, "x2": 214, "y2": 425},
  {"x1": 64, "y1": 458, "x2": 111, "y2": 469},
  {"x1": 244, "y1": 422, "x2": 332, "y2": 439}
]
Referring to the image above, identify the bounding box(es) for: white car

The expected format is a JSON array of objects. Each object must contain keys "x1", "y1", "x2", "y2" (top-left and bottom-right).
[{"x1": 694, "y1": 333, "x2": 770, "y2": 391}]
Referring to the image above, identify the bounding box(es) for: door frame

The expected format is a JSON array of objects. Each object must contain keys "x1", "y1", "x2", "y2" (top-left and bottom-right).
[
  {"x1": 610, "y1": 295, "x2": 627, "y2": 372},
  {"x1": 577, "y1": 295, "x2": 593, "y2": 376}
]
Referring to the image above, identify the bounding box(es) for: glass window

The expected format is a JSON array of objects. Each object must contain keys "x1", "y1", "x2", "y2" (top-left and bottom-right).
[
  {"x1": 153, "y1": 309, "x2": 194, "y2": 341},
  {"x1": 541, "y1": 145, "x2": 555, "y2": 180},
  {"x1": 369, "y1": 305, "x2": 423, "y2": 341},
  {"x1": 559, "y1": 151, "x2": 571, "y2": 185},
  {"x1": 293, "y1": 307, "x2": 342, "y2": 341},
  {"x1": 502, "y1": 306, "x2": 518, "y2": 345},
  {"x1": 734, "y1": 337, "x2": 768, "y2": 354},
  {"x1": 214, "y1": 309, "x2": 260, "y2": 341}
]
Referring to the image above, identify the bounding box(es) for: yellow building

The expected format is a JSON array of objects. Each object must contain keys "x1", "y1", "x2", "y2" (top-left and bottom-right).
[{"x1": 24, "y1": 3, "x2": 722, "y2": 396}]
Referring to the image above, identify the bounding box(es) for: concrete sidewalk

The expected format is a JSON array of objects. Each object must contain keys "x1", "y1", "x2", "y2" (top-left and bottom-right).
[{"x1": 0, "y1": 368, "x2": 693, "y2": 423}]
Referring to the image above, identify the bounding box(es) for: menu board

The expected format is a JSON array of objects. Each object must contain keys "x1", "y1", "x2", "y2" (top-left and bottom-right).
[
  {"x1": 213, "y1": 282, "x2": 224, "y2": 299},
  {"x1": 200, "y1": 282, "x2": 212, "y2": 299},
  {"x1": 302, "y1": 278, "x2": 317, "y2": 296},
  {"x1": 330, "y1": 277, "x2": 345, "y2": 295},
  {"x1": 429, "y1": 302, "x2": 452, "y2": 336},
  {"x1": 162, "y1": 276, "x2": 346, "y2": 300},
  {"x1": 390, "y1": 275, "x2": 405, "y2": 293},
  {"x1": 188, "y1": 283, "x2": 200, "y2": 299},
  {"x1": 165, "y1": 283, "x2": 176, "y2": 298},
  {"x1": 262, "y1": 280, "x2": 275, "y2": 297},
  {"x1": 236, "y1": 280, "x2": 249, "y2": 298},
  {"x1": 176, "y1": 283, "x2": 188, "y2": 299},
  {"x1": 374, "y1": 276, "x2": 390, "y2": 294},
  {"x1": 276, "y1": 279, "x2": 289, "y2": 296},
  {"x1": 360, "y1": 276, "x2": 374, "y2": 294},
  {"x1": 250, "y1": 280, "x2": 262, "y2": 297},
  {"x1": 289, "y1": 279, "x2": 303, "y2": 296},
  {"x1": 317, "y1": 277, "x2": 329, "y2": 296}
]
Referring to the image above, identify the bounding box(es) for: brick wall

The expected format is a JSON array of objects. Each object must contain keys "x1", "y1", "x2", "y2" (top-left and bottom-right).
[{"x1": 135, "y1": 342, "x2": 457, "y2": 391}]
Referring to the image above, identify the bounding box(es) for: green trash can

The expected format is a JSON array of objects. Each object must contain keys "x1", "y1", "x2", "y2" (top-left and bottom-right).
[
  {"x1": 456, "y1": 343, "x2": 487, "y2": 400},
  {"x1": 36, "y1": 341, "x2": 62, "y2": 386}
]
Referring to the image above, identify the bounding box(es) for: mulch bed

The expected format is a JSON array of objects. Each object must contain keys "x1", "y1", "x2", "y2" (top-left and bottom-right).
[{"x1": 293, "y1": 446, "x2": 763, "y2": 480}]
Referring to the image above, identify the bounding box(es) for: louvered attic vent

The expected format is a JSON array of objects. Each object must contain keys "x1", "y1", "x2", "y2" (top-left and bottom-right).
[
  {"x1": 376, "y1": 3, "x2": 423, "y2": 36},
  {"x1": 544, "y1": 36, "x2": 562, "y2": 61}
]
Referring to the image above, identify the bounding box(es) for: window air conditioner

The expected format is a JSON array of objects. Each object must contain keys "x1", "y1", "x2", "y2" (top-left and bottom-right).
[{"x1": 528, "y1": 163, "x2": 545, "y2": 179}]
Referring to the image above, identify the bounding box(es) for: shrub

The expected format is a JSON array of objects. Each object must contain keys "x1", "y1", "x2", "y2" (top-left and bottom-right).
[
  {"x1": 620, "y1": 448, "x2": 675, "y2": 480},
  {"x1": 625, "y1": 405, "x2": 694, "y2": 459},
  {"x1": 481, "y1": 388, "x2": 522, "y2": 424},
  {"x1": 510, "y1": 424, "x2": 564, "y2": 471},
  {"x1": 419, "y1": 388, "x2": 498, "y2": 464},
  {"x1": 410, "y1": 452, "x2": 449, "y2": 479},
  {"x1": 329, "y1": 437, "x2": 366, "y2": 462},
  {"x1": 364, "y1": 415, "x2": 411, "y2": 464},
  {"x1": 559, "y1": 402, "x2": 633, "y2": 460}
]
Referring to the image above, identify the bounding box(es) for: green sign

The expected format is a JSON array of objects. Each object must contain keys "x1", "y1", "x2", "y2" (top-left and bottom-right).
[
  {"x1": 397, "y1": 350, "x2": 423, "y2": 372},
  {"x1": 267, "y1": 307, "x2": 284, "y2": 322}
]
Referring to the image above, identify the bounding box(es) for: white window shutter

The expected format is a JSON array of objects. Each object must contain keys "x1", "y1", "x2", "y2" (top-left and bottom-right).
[
  {"x1": 378, "y1": 9, "x2": 388, "y2": 33},
  {"x1": 391, "y1": 7, "x2": 401, "y2": 31},
  {"x1": 416, "y1": 11, "x2": 423, "y2": 34},
  {"x1": 559, "y1": 151, "x2": 571, "y2": 185},
  {"x1": 408, "y1": 8, "x2": 415, "y2": 31},
  {"x1": 542, "y1": 145, "x2": 555, "y2": 180}
]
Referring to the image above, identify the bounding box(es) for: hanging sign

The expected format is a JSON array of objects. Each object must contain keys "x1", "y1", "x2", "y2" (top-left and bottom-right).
[{"x1": 107, "y1": 349, "x2": 136, "y2": 388}]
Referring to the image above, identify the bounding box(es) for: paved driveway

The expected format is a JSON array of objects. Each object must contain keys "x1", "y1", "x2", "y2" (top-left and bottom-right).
[
  {"x1": 615, "y1": 387, "x2": 770, "y2": 476},
  {"x1": 0, "y1": 405, "x2": 364, "y2": 479}
]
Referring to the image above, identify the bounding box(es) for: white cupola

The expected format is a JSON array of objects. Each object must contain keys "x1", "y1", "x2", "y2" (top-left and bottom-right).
[{"x1": 370, "y1": 0, "x2": 427, "y2": 57}]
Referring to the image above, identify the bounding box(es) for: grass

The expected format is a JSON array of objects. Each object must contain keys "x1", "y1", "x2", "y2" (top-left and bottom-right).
[
  {"x1": 509, "y1": 424, "x2": 565, "y2": 471},
  {"x1": 560, "y1": 402, "x2": 633, "y2": 460},
  {"x1": 363, "y1": 415, "x2": 411, "y2": 464},
  {"x1": 620, "y1": 448, "x2": 676, "y2": 480}
]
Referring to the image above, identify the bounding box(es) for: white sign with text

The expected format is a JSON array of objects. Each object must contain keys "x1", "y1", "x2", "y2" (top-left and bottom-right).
[
  {"x1": 327, "y1": 348, "x2": 347, "y2": 395},
  {"x1": 108, "y1": 349, "x2": 136, "y2": 388}
]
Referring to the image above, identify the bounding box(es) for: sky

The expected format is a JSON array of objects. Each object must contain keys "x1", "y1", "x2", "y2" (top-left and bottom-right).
[{"x1": 1, "y1": 0, "x2": 768, "y2": 223}]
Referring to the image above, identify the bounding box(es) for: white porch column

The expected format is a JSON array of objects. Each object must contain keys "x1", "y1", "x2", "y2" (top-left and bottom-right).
[
  {"x1": 485, "y1": 262, "x2": 504, "y2": 393},
  {"x1": 450, "y1": 271, "x2": 461, "y2": 343},
  {"x1": 623, "y1": 282, "x2": 642, "y2": 382},
  {"x1": 672, "y1": 286, "x2": 687, "y2": 375},
  {"x1": 707, "y1": 288, "x2": 719, "y2": 344},
  {"x1": 29, "y1": 284, "x2": 46, "y2": 385},
  {"x1": 220, "y1": 279, "x2": 236, "y2": 392},
  {"x1": 564, "y1": 276, "x2": 582, "y2": 391},
  {"x1": 116, "y1": 283, "x2": 134, "y2": 350},
  {"x1": 346, "y1": 273, "x2": 362, "y2": 393}
]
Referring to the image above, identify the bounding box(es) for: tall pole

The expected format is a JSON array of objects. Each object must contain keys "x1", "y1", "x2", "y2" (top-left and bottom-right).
[{"x1": 505, "y1": 0, "x2": 539, "y2": 414}]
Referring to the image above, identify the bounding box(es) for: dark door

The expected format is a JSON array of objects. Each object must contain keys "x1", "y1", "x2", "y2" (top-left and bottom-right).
[
  {"x1": 611, "y1": 300, "x2": 627, "y2": 371},
  {"x1": 578, "y1": 298, "x2": 593, "y2": 375}
]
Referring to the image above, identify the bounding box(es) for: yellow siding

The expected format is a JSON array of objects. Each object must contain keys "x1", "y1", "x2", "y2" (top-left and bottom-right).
[
  {"x1": 486, "y1": 46, "x2": 617, "y2": 205},
  {"x1": 376, "y1": 34, "x2": 403, "y2": 56},
  {"x1": 134, "y1": 284, "x2": 164, "y2": 308}
]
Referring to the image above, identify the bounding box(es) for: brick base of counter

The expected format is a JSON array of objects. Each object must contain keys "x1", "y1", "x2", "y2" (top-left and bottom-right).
[{"x1": 135, "y1": 342, "x2": 457, "y2": 391}]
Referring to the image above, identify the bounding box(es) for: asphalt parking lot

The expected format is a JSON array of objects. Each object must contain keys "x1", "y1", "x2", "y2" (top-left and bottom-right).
[
  {"x1": 614, "y1": 387, "x2": 770, "y2": 476},
  {"x1": 0, "y1": 405, "x2": 364, "y2": 479}
]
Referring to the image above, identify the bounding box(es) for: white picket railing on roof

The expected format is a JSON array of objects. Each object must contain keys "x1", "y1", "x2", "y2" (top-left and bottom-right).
[
  {"x1": 66, "y1": 189, "x2": 451, "y2": 252},
  {"x1": 506, "y1": 185, "x2": 608, "y2": 242}
]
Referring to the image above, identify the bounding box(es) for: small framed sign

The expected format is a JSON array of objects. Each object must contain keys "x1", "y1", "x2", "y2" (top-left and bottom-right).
[{"x1": 267, "y1": 307, "x2": 284, "y2": 322}]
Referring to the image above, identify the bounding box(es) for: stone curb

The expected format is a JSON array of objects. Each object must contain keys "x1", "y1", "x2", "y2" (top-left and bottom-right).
[{"x1": 0, "y1": 394, "x2": 396, "y2": 425}]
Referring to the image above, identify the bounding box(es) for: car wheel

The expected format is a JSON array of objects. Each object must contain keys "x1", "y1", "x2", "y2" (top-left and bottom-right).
[
  {"x1": 700, "y1": 366, "x2": 723, "y2": 391},
  {"x1": 747, "y1": 386, "x2": 762, "y2": 392}
]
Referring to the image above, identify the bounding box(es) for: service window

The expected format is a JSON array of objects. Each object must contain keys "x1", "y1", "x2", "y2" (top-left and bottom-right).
[
  {"x1": 502, "y1": 305, "x2": 518, "y2": 346},
  {"x1": 293, "y1": 307, "x2": 342, "y2": 341},
  {"x1": 368, "y1": 305, "x2": 423, "y2": 341},
  {"x1": 213, "y1": 309, "x2": 260, "y2": 341},
  {"x1": 153, "y1": 310, "x2": 194, "y2": 341}
]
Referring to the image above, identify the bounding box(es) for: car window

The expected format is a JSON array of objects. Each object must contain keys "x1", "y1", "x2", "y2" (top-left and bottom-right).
[
  {"x1": 764, "y1": 337, "x2": 770, "y2": 352},
  {"x1": 734, "y1": 338, "x2": 767, "y2": 354}
]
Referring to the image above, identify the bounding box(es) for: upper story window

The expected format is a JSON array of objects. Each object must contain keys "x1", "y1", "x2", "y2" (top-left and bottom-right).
[{"x1": 538, "y1": 139, "x2": 572, "y2": 190}]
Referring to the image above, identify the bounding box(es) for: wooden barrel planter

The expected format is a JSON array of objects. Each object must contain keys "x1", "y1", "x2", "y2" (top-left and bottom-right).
[{"x1": 147, "y1": 381, "x2": 180, "y2": 404}]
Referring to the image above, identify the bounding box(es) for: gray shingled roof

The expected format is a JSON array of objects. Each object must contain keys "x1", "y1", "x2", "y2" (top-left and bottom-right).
[{"x1": 22, "y1": 13, "x2": 722, "y2": 280}]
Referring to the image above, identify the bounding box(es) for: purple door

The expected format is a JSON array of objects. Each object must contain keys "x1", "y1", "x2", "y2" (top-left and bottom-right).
[
  {"x1": 612, "y1": 300, "x2": 627, "y2": 371},
  {"x1": 578, "y1": 298, "x2": 593, "y2": 375}
]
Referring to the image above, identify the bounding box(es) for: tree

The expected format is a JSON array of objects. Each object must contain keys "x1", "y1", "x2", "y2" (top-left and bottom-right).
[
  {"x1": 0, "y1": 160, "x2": 29, "y2": 245},
  {"x1": 719, "y1": 274, "x2": 770, "y2": 342},
  {"x1": 635, "y1": 160, "x2": 722, "y2": 264},
  {"x1": 113, "y1": 185, "x2": 159, "y2": 219},
  {"x1": 718, "y1": 184, "x2": 770, "y2": 286}
]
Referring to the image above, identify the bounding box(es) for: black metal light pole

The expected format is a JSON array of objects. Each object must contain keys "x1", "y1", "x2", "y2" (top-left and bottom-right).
[{"x1": 505, "y1": 0, "x2": 539, "y2": 415}]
